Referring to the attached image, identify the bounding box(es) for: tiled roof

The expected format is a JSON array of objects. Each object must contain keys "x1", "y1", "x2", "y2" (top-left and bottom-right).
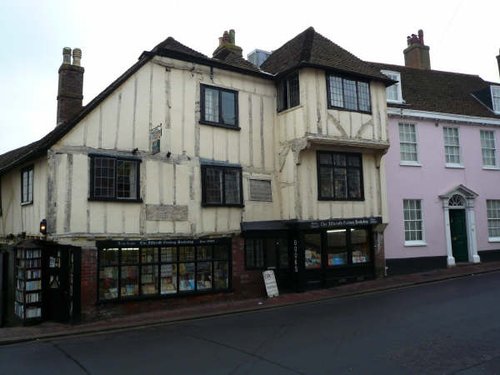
[
  {"x1": 261, "y1": 27, "x2": 391, "y2": 83},
  {"x1": 371, "y1": 62, "x2": 500, "y2": 119},
  {"x1": 150, "y1": 37, "x2": 266, "y2": 76}
]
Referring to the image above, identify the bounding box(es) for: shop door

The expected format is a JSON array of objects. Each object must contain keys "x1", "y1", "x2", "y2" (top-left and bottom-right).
[
  {"x1": 44, "y1": 246, "x2": 70, "y2": 322},
  {"x1": 303, "y1": 233, "x2": 323, "y2": 289},
  {"x1": 450, "y1": 209, "x2": 468, "y2": 262}
]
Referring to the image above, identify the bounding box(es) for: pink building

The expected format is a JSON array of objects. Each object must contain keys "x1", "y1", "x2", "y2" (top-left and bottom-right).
[{"x1": 373, "y1": 32, "x2": 500, "y2": 274}]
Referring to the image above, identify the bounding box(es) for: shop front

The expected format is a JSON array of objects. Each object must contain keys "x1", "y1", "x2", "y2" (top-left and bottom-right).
[{"x1": 242, "y1": 216, "x2": 382, "y2": 292}]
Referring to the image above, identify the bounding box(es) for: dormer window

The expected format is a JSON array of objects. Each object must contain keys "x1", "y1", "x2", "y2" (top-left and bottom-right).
[
  {"x1": 381, "y1": 70, "x2": 403, "y2": 103},
  {"x1": 492, "y1": 86, "x2": 500, "y2": 114}
]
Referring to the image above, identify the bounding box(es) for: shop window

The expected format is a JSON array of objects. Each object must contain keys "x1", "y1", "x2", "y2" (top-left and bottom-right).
[
  {"x1": 317, "y1": 151, "x2": 364, "y2": 200},
  {"x1": 304, "y1": 233, "x2": 322, "y2": 269},
  {"x1": 200, "y1": 84, "x2": 238, "y2": 128},
  {"x1": 245, "y1": 238, "x2": 289, "y2": 270},
  {"x1": 326, "y1": 230, "x2": 347, "y2": 266},
  {"x1": 327, "y1": 228, "x2": 371, "y2": 267},
  {"x1": 98, "y1": 240, "x2": 231, "y2": 301},
  {"x1": 90, "y1": 155, "x2": 141, "y2": 201}
]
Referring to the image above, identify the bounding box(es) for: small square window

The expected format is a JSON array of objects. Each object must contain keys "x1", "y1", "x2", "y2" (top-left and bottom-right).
[
  {"x1": 317, "y1": 151, "x2": 364, "y2": 200},
  {"x1": 201, "y1": 164, "x2": 243, "y2": 206},
  {"x1": 491, "y1": 86, "x2": 500, "y2": 114},
  {"x1": 90, "y1": 156, "x2": 141, "y2": 201},
  {"x1": 200, "y1": 85, "x2": 238, "y2": 128}
]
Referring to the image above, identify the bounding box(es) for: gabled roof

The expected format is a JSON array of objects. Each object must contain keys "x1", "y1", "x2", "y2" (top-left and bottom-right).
[
  {"x1": 261, "y1": 27, "x2": 392, "y2": 84},
  {"x1": 0, "y1": 37, "x2": 269, "y2": 176},
  {"x1": 371, "y1": 62, "x2": 500, "y2": 119}
]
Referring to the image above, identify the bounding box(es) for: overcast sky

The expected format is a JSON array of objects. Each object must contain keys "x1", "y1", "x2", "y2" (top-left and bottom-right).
[{"x1": 0, "y1": 0, "x2": 498, "y2": 154}]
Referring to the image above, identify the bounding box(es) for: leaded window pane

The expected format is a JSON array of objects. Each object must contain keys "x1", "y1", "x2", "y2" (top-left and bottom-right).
[
  {"x1": 318, "y1": 152, "x2": 363, "y2": 200},
  {"x1": 343, "y1": 79, "x2": 357, "y2": 110},
  {"x1": 116, "y1": 160, "x2": 137, "y2": 199},
  {"x1": 357, "y1": 81, "x2": 371, "y2": 112},
  {"x1": 204, "y1": 87, "x2": 219, "y2": 123},
  {"x1": 221, "y1": 91, "x2": 236, "y2": 125},
  {"x1": 94, "y1": 157, "x2": 115, "y2": 198},
  {"x1": 224, "y1": 169, "x2": 240, "y2": 204},
  {"x1": 329, "y1": 76, "x2": 344, "y2": 108},
  {"x1": 204, "y1": 168, "x2": 223, "y2": 204}
]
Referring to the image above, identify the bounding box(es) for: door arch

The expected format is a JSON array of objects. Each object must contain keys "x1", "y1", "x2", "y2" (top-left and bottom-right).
[{"x1": 440, "y1": 185, "x2": 480, "y2": 266}]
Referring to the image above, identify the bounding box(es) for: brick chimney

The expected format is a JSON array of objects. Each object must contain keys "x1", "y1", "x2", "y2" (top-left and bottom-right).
[
  {"x1": 403, "y1": 30, "x2": 431, "y2": 70},
  {"x1": 212, "y1": 29, "x2": 243, "y2": 58},
  {"x1": 57, "y1": 47, "x2": 84, "y2": 126}
]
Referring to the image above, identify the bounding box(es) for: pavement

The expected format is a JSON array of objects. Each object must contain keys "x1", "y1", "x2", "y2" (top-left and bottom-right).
[{"x1": 2, "y1": 261, "x2": 500, "y2": 346}]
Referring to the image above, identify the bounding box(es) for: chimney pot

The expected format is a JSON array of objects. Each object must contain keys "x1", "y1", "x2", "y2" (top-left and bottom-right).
[
  {"x1": 62, "y1": 47, "x2": 72, "y2": 64},
  {"x1": 72, "y1": 48, "x2": 82, "y2": 66},
  {"x1": 403, "y1": 29, "x2": 431, "y2": 70}
]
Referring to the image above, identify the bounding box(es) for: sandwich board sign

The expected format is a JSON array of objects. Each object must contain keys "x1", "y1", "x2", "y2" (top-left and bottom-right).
[{"x1": 263, "y1": 270, "x2": 279, "y2": 298}]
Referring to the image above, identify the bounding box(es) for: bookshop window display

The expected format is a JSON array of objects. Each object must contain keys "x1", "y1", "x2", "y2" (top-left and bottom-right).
[
  {"x1": 98, "y1": 241, "x2": 231, "y2": 301},
  {"x1": 304, "y1": 228, "x2": 371, "y2": 269}
]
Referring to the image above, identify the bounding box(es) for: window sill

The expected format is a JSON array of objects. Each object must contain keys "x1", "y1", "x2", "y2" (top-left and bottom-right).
[
  {"x1": 277, "y1": 104, "x2": 303, "y2": 115},
  {"x1": 488, "y1": 237, "x2": 500, "y2": 243},
  {"x1": 404, "y1": 241, "x2": 427, "y2": 247},
  {"x1": 199, "y1": 121, "x2": 240, "y2": 131},
  {"x1": 400, "y1": 161, "x2": 422, "y2": 167},
  {"x1": 327, "y1": 106, "x2": 372, "y2": 115},
  {"x1": 89, "y1": 198, "x2": 143, "y2": 203},
  {"x1": 445, "y1": 164, "x2": 464, "y2": 169},
  {"x1": 21, "y1": 201, "x2": 33, "y2": 206},
  {"x1": 482, "y1": 166, "x2": 500, "y2": 171},
  {"x1": 202, "y1": 203, "x2": 244, "y2": 208}
]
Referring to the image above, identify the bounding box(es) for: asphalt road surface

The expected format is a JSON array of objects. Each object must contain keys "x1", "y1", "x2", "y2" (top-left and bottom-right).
[{"x1": 2, "y1": 271, "x2": 500, "y2": 374}]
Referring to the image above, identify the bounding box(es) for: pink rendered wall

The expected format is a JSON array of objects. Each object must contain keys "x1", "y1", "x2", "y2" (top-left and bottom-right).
[{"x1": 384, "y1": 117, "x2": 500, "y2": 260}]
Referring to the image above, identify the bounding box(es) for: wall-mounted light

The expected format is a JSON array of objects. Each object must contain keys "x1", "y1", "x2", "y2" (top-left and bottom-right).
[{"x1": 39, "y1": 219, "x2": 47, "y2": 235}]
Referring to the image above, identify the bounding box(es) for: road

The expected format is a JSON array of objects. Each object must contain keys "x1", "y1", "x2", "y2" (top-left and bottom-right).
[{"x1": 2, "y1": 271, "x2": 500, "y2": 374}]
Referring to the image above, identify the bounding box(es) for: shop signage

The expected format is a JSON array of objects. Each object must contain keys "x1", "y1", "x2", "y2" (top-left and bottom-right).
[
  {"x1": 263, "y1": 270, "x2": 279, "y2": 298},
  {"x1": 97, "y1": 238, "x2": 226, "y2": 248},
  {"x1": 306, "y1": 216, "x2": 382, "y2": 230}
]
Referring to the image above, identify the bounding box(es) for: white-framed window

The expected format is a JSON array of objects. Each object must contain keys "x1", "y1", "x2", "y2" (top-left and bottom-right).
[
  {"x1": 480, "y1": 130, "x2": 497, "y2": 168},
  {"x1": 403, "y1": 199, "x2": 425, "y2": 245},
  {"x1": 487, "y1": 200, "x2": 500, "y2": 241},
  {"x1": 491, "y1": 86, "x2": 500, "y2": 114},
  {"x1": 399, "y1": 123, "x2": 419, "y2": 165},
  {"x1": 443, "y1": 127, "x2": 462, "y2": 167},
  {"x1": 381, "y1": 70, "x2": 403, "y2": 103}
]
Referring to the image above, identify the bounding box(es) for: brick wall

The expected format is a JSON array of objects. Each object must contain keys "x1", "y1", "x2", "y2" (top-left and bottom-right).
[{"x1": 80, "y1": 247, "x2": 97, "y2": 319}]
